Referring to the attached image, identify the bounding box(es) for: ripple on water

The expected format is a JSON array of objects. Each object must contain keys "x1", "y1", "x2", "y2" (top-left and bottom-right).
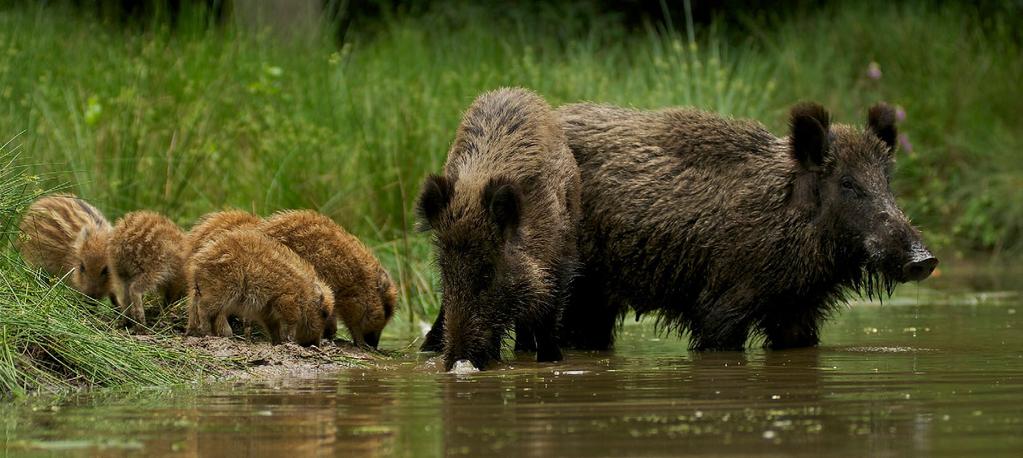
[{"x1": 2, "y1": 302, "x2": 1022, "y2": 456}]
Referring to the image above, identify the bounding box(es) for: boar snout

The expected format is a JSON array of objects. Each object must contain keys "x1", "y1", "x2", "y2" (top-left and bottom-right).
[
  {"x1": 902, "y1": 242, "x2": 938, "y2": 282},
  {"x1": 442, "y1": 328, "x2": 499, "y2": 371}
]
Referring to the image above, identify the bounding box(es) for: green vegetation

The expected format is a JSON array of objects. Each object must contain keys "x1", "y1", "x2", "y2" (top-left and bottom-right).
[
  {"x1": 0, "y1": 140, "x2": 219, "y2": 398},
  {"x1": 0, "y1": 0, "x2": 1018, "y2": 392}
]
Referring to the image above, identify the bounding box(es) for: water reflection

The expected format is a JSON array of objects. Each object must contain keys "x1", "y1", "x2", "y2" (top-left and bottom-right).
[{"x1": 2, "y1": 302, "x2": 1022, "y2": 456}]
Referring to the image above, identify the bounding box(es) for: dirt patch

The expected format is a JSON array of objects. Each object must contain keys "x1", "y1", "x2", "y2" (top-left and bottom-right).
[{"x1": 131, "y1": 335, "x2": 379, "y2": 380}]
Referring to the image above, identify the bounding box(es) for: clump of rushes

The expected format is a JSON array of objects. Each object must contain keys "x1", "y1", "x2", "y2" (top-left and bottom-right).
[{"x1": 0, "y1": 138, "x2": 217, "y2": 398}]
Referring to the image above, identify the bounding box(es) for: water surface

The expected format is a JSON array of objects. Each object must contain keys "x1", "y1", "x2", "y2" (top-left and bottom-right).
[{"x1": 3, "y1": 290, "x2": 1022, "y2": 456}]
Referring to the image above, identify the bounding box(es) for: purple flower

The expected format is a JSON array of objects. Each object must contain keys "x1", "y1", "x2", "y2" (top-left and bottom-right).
[
  {"x1": 898, "y1": 133, "x2": 913, "y2": 152},
  {"x1": 866, "y1": 62, "x2": 882, "y2": 80},
  {"x1": 895, "y1": 105, "x2": 906, "y2": 123}
]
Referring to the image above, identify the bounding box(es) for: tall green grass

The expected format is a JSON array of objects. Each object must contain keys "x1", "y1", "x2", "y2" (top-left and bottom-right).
[
  {"x1": 750, "y1": 2, "x2": 1023, "y2": 257},
  {"x1": 0, "y1": 1, "x2": 1019, "y2": 327},
  {"x1": 0, "y1": 2, "x2": 777, "y2": 323},
  {"x1": 0, "y1": 138, "x2": 217, "y2": 398}
]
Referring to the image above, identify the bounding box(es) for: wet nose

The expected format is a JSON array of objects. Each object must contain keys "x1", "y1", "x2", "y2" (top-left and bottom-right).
[{"x1": 902, "y1": 255, "x2": 938, "y2": 281}]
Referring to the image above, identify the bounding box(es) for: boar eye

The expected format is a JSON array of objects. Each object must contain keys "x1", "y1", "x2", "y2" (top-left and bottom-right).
[
  {"x1": 840, "y1": 176, "x2": 858, "y2": 193},
  {"x1": 78, "y1": 263, "x2": 85, "y2": 273},
  {"x1": 100, "y1": 266, "x2": 109, "y2": 277}
]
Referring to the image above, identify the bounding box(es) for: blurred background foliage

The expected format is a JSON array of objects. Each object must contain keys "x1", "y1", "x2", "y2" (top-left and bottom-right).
[{"x1": 0, "y1": 0, "x2": 1020, "y2": 321}]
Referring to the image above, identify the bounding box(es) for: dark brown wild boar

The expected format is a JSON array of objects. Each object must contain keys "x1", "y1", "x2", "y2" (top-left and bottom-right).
[
  {"x1": 417, "y1": 87, "x2": 581, "y2": 370},
  {"x1": 558, "y1": 102, "x2": 937, "y2": 350}
]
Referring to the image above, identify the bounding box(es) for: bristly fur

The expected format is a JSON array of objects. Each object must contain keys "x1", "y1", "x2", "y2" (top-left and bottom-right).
[
  {"x1": 558, "y1": 101, "x2": 933, "y2": 351},
  {"x1": 417, "y1": 87, "x2": 581, "y2": 370},
  {"x1": 259, "y1": 210, "x2": 397, "y2": 348},
  {"x1": 186, "y1": 229, "x2": 333, "y2": 346},
  {"x1": 186, "y1": 210, "x2": 261, "y2": 259},
  {"x1": 17, "y1": 194, "x2": 112, "y2": 300},
  {"x1": 107, "y1": 211, "x2": 189, "y2": 331}
]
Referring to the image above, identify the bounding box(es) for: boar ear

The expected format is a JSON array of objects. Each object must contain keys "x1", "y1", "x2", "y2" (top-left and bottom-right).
[
  {"x1": 73, "y1": 226, "x2": 91, "y2": 249},
  {"x1": 483, "y1": 177, "x2": 521, "y2": 237},
  {"x1": 790, "y1": 102, "x2": 831, "y2": 170},
  {"x1": 415, "y1": 174, "x2": 453, "y2": 232},
  {"x1": 376, "y1": 268, "x2": 392, "y2": 293},
  {"x1": 867, "y1": 102, "x2": 897, "y2": 152}
]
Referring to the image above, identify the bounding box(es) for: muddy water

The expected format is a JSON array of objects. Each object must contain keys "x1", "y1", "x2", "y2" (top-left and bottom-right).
[{"x1": 3, "y1": 292, "x2": 1023, "y2": 456}]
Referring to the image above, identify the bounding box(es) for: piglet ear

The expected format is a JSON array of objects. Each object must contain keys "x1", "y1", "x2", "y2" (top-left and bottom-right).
[
  {"x1": 376, "y1": 268, "x2": 392, "y2": 293},
  {"x1": 867, "y1": 102, "x2": 898, "y2": 152},
  {"x1": 790, "y1": 102, "x2": 831, "y2": 170},
  {"x1": 74, "y1": 226, "x2": 91, "y2": 249},
  {"x1": 415, "y1": 174, "x2": 453, "y2": 232},
  {"x1": 483, "y1": 177, "x2": 522, "y2": 237}
]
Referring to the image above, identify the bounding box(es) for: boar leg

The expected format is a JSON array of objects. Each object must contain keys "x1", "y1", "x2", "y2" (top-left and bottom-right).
[
  {"x1": 127, "y1": 282, "x2": 148, "y2": 333},
  {"x1": 560, "y1": 269, "x2": 618, "y2": 351},
  {"x1": 185, "y1": 288, "x2": 202, "y2": 337},
  {"x1": 531, "y1": 255, "x2": 577, "y2": 356},
  {"x1": 420, "y1": 306, "x2": 445, "y2": 352},
  {"x1": 280, "y1": 321, "x2": 297, "y2": 344},
  {"x1": 213, "y1": 312, "x2": 233, "y2": 338},
  {"x1": 534, "y1": 320, "x2": 563, "y2": 363},
  {"x1": 514, "y1": 321, "x2": 537, "y2": 352},
  {"x1": 533, "y1": 301, "x2": 563, "y2": 363},
  {"x1": 114, "y1": 283, "x2": 132, "y2": 329},
  {"x1": 689, "y1": 313, "x2": 751, "y2": 351},
  {"x1": 263, "y1": 315, "x2": 284, "y2": 345},
  {"x1": 195, "y1": 299, "x2": 218, "y2": 337},
  {"x1": 761, "y1": 308, "x2": 822, "y2": 349}
]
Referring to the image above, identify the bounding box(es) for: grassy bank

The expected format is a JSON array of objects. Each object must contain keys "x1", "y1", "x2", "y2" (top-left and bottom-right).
[
  {"x1": 0, "y1": 1, "x2": 1019, "y2": 324},
  {"x1": 0, "y1": 139, "x2": 219, "y2": 398}
]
